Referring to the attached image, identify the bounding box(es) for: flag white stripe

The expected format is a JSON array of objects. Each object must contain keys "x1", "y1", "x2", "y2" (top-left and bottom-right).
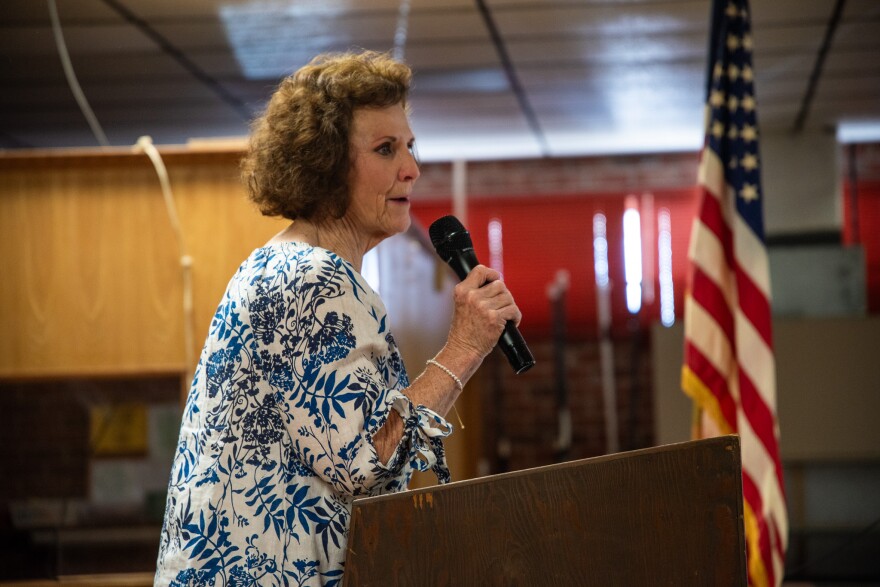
[
  {"x1": 735, "y1": 309, "x2": 776, "y2": 408},
  {"x1": 734, "y1": 214, "x2": 771, "y2": 297},
  {"x1": 739, "y1": 414, "x2": 788, "y2": 540},
  {"x1": 699, "y1": 149, "x2": 727, "y2": 207},
  {"x1": 684, "y1": 296, "x2": 737, "y2": 396},
  {"x1": 689, "y1": 221, "x2": 738, "y2": 310}
]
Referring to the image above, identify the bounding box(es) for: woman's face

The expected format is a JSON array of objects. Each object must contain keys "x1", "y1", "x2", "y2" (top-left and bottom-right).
[{"x1": 346, "y1": 103, "x2": 420, "y2": 246}]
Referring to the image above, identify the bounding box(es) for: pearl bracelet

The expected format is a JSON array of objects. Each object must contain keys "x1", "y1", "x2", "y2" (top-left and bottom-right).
[{"x1": 426, "y1": 358, "x2": 463, "y2": 391}]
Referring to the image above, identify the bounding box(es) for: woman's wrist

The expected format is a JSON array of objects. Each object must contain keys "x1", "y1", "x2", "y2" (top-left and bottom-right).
[
  {"x1": 426, "y1": 358, "x2": 463, "y2": 391},
  {"x1": 433, "y1": 342, "x2": 483, "y2": 387}
]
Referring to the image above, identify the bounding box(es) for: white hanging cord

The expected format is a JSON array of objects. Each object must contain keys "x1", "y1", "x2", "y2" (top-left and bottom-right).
[
  {"x1": 135, "y1": 136, "x2": 197, "y2": 391},
  {"x1": 393, "y1": 0, "x2": 412, "y2": 61},
  {"x1": 47, "y1": 0, "x2": 110, "y2": 147}
]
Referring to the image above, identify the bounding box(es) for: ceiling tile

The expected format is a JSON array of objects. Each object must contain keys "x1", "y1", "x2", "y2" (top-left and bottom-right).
[
  {"x1": 750, "y1": 0, "x2": 837, "y2": 23},
  {"x1": 406, "y1": 8, "x2": 488, "y2": 40},
  {"x1": 752, "y1": 23, "x2": 827, "y2": 53},
  {"x1": 844, "y1": 0, "x2": 880, "y2": 19},
  {"x1": 403, "y1": 40, "x2": 498, "y2": 69},
  {"x1": 412, "y1": 67, "x2": 508, "y2": 93},
  {"x1": 0, "y1": 23, "x2": 157, "y2": 55},
  {"x1": 0, "y1": 0, "x2": 118, "y2": 23},
  {"x1": 2, "y1": 0, "x2": 879, "y2": 155},
  {"x1": 492, "y1": 3, "x2": 709, "y2": 37}
]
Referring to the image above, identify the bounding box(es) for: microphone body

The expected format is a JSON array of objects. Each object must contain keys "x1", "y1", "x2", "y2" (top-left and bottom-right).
[{"x1": 429, "y1": 216, "x2": 535, "y2": 374}]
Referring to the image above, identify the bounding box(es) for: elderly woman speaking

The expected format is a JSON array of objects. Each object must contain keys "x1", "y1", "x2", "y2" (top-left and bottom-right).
[{"x1": 155, "y1": 51, "x2": 521, "y2": 586}]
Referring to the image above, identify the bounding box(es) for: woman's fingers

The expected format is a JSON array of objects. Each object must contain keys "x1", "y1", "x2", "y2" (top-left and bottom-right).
[
  {"x1": 462, "y1": 264, "x2": 500, "y2": 287},
  {"x1": 448, "y1": 265, "x2": 523, "y2": 357},
  {"x1": 459, "y1": 278, "x2": 516, "y2": 313}
]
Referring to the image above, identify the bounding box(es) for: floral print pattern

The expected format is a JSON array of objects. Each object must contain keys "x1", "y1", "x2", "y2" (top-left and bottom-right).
[{"x1": 155, "y1": 243, "x2": 452, "y2": 586}]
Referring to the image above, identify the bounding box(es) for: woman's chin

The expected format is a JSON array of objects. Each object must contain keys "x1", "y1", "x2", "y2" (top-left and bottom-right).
[{"x1": 386, "y1": 210, "x2": 412, "y2": 236}]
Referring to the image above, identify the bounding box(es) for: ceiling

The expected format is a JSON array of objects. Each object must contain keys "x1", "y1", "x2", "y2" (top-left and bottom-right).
[{"x1": 2, "y1": 0, "x2": 879, "y2": 161}]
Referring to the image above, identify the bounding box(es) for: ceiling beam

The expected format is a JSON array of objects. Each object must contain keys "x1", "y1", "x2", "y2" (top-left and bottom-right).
[
  {"x1": 792, "y1": 0, "x2": 846, "y2": 133},
  {"x1": 474, "y1": 0, "x2": 549, "y2": 156},
  {"x1": 100, "y1": 0, "x2": 252, "y2": 121}
]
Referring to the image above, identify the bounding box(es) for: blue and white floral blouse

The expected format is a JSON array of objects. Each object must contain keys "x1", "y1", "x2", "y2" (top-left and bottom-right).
[{"x1": 155, "y1": 242, "x2": 452, "y2": 587}]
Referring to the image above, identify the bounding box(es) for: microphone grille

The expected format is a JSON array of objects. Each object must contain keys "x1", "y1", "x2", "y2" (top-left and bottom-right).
[
  {"x1": 428, "y1": 215, "x2": 466, "y2": 249},
  {"x1": 429, "y1": 215, "x2": 474, "y2": 262}
]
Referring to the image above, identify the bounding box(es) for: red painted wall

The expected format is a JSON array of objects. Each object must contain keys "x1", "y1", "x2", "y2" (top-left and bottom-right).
[
  {"x1": 412, "y1": 188, "x2": 701, "y2": 338},
  {"x1": 843, "y1": 179, "x2": 880, "y2": 313}
]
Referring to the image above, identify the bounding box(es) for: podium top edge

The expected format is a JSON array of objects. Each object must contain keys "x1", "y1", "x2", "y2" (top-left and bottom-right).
[{"x1": 354, "y1": 435, "x2": 740, "y2": 506}]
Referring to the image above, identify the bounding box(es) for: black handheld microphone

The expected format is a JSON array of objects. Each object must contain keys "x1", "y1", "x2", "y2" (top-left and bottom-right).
[{"x1": 429, "y1": 215, "x2": 535, "y2": 374}]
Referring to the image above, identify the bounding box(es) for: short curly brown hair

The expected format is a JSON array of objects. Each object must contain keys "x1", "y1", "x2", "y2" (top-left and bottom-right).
[{"x1": 241, "y1": 50, "x2": 413, "y2": 222}]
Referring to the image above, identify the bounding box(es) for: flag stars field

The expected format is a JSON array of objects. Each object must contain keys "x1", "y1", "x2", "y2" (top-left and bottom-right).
[
  {"x1": 727, "y1": 34, "x2": 741, "y2": 50},
  {"x1": 740, "y1": 183, "x2": 759, "y2": 202}
]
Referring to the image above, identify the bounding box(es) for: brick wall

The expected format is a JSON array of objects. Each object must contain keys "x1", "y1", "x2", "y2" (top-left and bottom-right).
[
  {"x1": 0, "y1": 376, "x2": 180, "y2": 579},
  {"x1": 415, "y1": 152, "x2": 700, "y2": 201},
  {"x1": 480, "y1": 328, "x2": 655, "y2": 475},
  {"x1": 0, "y1": 376, "x2": 180, "y2": 502},
  {"x1": 1, "y1": 384, "x2": 91, "y2": 501},
  {"x1": 852, "y1": 142, "x2": 880, "y2": 181}
]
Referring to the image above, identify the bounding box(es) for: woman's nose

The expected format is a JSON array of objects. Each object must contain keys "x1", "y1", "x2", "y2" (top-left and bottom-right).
[{"x1": 399, "y1": 150, "x2": 420, "y2": 182}]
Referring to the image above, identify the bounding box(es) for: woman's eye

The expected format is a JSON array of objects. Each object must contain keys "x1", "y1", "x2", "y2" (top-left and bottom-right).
[{"x1": 376, "y1": 143, "x2": 393, "y2": 156}]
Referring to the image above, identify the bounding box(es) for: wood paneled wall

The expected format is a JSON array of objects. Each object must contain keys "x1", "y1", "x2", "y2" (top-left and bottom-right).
[
  {"x1": 0, "y1": 149, "x2": 286, "y2": 378},
  {"x1": 0, "y1": 147, "x2": 481, "y2": 485}
]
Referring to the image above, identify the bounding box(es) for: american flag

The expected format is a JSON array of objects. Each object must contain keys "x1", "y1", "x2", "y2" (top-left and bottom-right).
[{"x1": 682, "y1": 1, "x2": 788, "y2": 585}]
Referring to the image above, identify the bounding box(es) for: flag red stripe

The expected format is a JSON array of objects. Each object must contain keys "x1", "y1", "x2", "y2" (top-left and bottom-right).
[
  {"x1": 698, "y1": 187, "x2": 735, "y2": 268},
  {"x1": 770, "y1": 515, "x2": 785, "y2": 571},
  {"x1": 739, "y1": 368, "x2": 786, "y2": 497},
  {"x1": 692, "y1": 267, "x2": 735, "y2": 343},
  {"x1": 736, "y1": 263, "x2": 774, "y2": 348},
  {"x1": 743, "y1": 470, "x2": 776, "y2": 587},
  {"x1": 685, "y1": 341, "x2": 738, "y2": 430}
]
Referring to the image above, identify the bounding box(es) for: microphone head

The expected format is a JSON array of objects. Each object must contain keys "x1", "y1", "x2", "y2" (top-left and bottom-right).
[{"x1": 429, "y1": 215, "x2": 473, "y2": 263}]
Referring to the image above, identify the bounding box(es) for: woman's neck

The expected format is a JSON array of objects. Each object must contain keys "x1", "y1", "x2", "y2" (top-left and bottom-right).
[{"x1": 268, "y1": 219, "x2": 378, "y2": 273}]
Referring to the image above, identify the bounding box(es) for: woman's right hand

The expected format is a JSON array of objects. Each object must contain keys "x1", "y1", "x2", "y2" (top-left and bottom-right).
[
  {"x1": 445, "y1": 264, "x2": 522, "y2": 362},
  {"x1": 383, "y1": 264, "x2": 520, "y2": 439}
]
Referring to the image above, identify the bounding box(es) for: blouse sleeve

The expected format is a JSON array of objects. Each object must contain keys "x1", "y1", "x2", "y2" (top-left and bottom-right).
[{"x1": 265, "y1": 251, "x2": 452, "y2": 497}]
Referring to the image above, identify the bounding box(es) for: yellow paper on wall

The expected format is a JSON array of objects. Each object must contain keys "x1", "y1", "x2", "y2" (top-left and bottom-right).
[{"x1": 90, "y1": 403, "x2": 149, "y2": 457}]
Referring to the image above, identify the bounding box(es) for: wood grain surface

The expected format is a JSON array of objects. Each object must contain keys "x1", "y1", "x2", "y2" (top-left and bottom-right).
[{"x1": 345, "y1": 436, "x2": 746, "y2": 586}]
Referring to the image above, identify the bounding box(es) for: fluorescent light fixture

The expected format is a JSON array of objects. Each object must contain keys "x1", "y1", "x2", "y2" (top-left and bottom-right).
[
  {"x1": 220, "y1": 1, "x2": 355, "y2": 79},
  {"x1": 623, "y1": 204, "x2": 642, "y2": 314},
  {"x1": 658, "y1": 208, "x2": 674, "y2": 327},
  {"x1": 414, "y1": 134, "x2": 544, "y2": 162},
  {"x1": 547, "y1": 127, "x2": 703, "y2": 157},
  {"x1": 488, "y1": 218, "x2": 504, "y2": 278},
  {"x1": 593, "y1": 213, "x2": 610, "y2": 289},
  {"x1": 837, "y1": 121, "x2": 880, "y2": 144}
]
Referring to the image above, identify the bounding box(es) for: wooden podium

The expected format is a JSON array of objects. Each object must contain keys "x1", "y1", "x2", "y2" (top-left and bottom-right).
[{"x1": 344, "y1": 436, "x2": 746, "y2": 586}]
